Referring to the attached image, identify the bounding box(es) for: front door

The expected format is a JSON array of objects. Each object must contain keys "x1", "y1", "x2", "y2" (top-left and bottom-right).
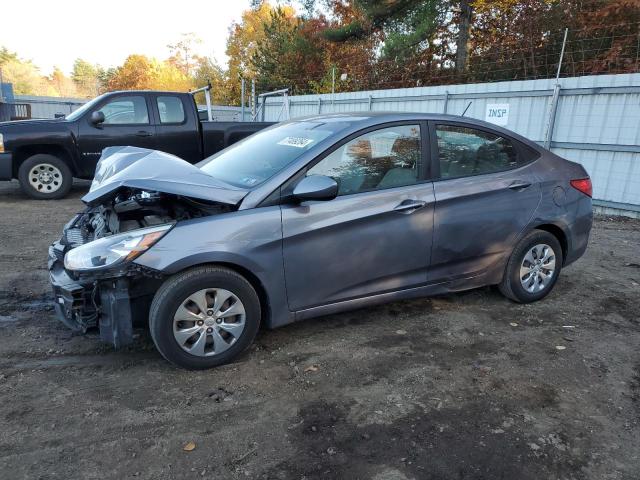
[
  {"x1": 429, "y1": 122, "x2": 542, "y2": 282},
  {"x1": 281, "y1": 123, "x2": 435, "y2": 311},
  {"x1": 77, "y1": 94, "x2": 156, "y2": 176}
]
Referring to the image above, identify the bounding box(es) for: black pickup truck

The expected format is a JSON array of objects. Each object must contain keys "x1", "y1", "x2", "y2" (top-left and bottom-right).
[{"x1": 0, "y1": 90, "x2": 271, "y2": 199}]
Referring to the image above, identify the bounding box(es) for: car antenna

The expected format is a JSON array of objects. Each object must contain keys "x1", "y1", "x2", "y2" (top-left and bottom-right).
[{"x1": 461, "y1": 101, "x2": 472, "y2": 117}]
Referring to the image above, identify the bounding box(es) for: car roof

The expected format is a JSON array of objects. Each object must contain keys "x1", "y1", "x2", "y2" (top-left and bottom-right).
[
  {"x1": 290, "y1": 111, "x2": 487, "y2": 125},
  {"x1": 286, "y1": 112, "x2": 542, "y2": 151}
]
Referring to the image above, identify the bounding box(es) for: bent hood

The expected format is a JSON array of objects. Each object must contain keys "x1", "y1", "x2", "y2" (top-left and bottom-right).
[{"x1": 83, "y1": 146, "x2": 249, "y2": 206}]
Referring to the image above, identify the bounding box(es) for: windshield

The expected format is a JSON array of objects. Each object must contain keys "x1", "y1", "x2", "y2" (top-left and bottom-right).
[
  {"x1": 198, "y1": 121, "x2": 344, "y2": 188},
  {"x1": 65, "y1": 93, "x2": 109, "y2": 121}
]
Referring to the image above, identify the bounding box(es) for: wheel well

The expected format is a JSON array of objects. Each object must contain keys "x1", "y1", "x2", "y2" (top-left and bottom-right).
[
  {"x1": 182, "y1": 262, "x2": 272, "y2": 328},
  {"x1": 12, "y1": 145, "x2": 75, "y2": 177},
  {"x1": 534, "y1": 224, "x2": 568, "y2": 265}
]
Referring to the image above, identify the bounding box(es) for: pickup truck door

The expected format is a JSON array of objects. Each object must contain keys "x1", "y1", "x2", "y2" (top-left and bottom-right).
[
  {"x1": 77, "y1": 94, "x2": 156, "y2": 177},
  {"x1": 151, "y1": 94, "x2": 201, "y2": 163}
]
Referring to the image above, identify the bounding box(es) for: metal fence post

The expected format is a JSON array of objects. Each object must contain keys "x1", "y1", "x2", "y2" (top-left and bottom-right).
[
  {"x1": 241, "y1": 78, "x2": 245, "y2": 122},
  {"x1": 331, "y1": 66, "x2": 336, "y2": 109},
  {"x1": 251, "y1": 79, "x2": 256, "y2": 121},
  {"x1": 317, "y1": 97, "x2": 321, "y2": 114},
  {"x1": 443, "y1": 91, "x2": 449, "y2": 114},
  {"x1": 285, "y1": 92, "x2": 291, "y2": 120},
  {"x1": 368, "y1": 94, "x2": 372, "y2": 111},
  {"x1": 544, "y1": 28, "x2": 568, "y2": 149},
  {"x1": 544, "y1": 84, "x2": 561, "y2": 149}
]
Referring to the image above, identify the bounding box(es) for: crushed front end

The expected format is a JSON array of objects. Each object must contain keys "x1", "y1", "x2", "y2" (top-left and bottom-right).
[
  {"x1": 48, "y1": 188, "x2": 234, "y2": 347},
  {"x1": 47, "y1": 147, "x2": 243, "y2": 348}
]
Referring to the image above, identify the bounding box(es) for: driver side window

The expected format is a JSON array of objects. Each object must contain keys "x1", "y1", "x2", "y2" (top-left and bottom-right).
[
  {"x1": 97, "y1": 96, "x2": 149, "y2": 125},
  {"x1": 307, "y1": 124, "x2": 421, "y2": 195}
]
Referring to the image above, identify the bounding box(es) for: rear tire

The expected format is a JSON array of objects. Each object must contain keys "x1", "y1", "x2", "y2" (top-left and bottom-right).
[
  {"x1": 149, "y1": 266, "x2": 261, "y2": 370},
  {"x1": 18, "y1": 154, "x2": 73, "y2": 200},
  {"x1": 499, "y1": 230, "x2": 563, "y2": 303}
]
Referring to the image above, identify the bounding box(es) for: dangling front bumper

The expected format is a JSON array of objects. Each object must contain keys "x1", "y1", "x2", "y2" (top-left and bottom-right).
[{"x1": 48, "y1": 240, "x2": 161, "y2": 348}]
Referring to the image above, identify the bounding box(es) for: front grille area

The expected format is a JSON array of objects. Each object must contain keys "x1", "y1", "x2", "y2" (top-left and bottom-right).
[{"x1": 64, "y1": 227, "x2": 89, "y2": 248}]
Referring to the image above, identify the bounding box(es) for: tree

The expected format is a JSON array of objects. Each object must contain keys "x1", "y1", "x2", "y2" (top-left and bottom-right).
[
  {"x1": 454, "y1": 0, "x2": 473, "y2": 73},
  {"x1": 0, "y1": 47, "x2": 53, "y2": 96},
  {"x1": 71, "y1": 59, "x2": 100, "y2": 97},
  {"x1": 192, "y1": 56, "x2": 229, "y2": 103},
  {"x1": 323, "y1": 0, "x2": 442, "y2": 58},
  {"x1": 0, "y1": 47, "x2": 19, "y2": 64},
  {"x1": 49, "y1": 67, "x2": 79, "y2": 97},
  {"x1": 167, "y1": 33, "x2": 203, "y2": 76},
  {"x1": 107, "y1": 54, "x2": 156, "y2": 90},
  {"x1": 225, "y1": 2, "x2": 297, "y2": 102},
  {"x1": 108, "y1": 54, "x2": 194, "y2": 92}
]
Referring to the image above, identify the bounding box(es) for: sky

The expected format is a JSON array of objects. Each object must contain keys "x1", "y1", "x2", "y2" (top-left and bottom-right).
[{"x1": 0, "y1": 0, "x2": 252, "y2": 75}]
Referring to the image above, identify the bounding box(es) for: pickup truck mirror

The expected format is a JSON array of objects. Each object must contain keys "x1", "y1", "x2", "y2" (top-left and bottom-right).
[
  {"x1": 292, "y1": 175, "x2": 338, "y2": 202},
  {"x1": 90, "y1": 111, "x2": 105, "y2": 126}
]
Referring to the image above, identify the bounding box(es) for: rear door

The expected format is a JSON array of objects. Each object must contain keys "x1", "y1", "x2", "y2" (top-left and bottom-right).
[
  {"x1": 429, "y1": 122, "x2": 541, "y2": 282},
  {"x1": 152, "y1": 94, "x2": 201, "y2": 162},
  {"x1": 280, "y1": 122, "x2": 435, "y2": 311},
  {"x1": 77, "y1": 94, "x2": 156, "y2": 175}
]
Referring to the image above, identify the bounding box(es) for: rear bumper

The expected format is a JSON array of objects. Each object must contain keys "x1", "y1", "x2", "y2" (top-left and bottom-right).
[
  {"x1": 48, "y1": 241, "x2": 134, "y2": 348},
  {"x1": 0, "y1": 152, "x2": 12, "y2": 180}
]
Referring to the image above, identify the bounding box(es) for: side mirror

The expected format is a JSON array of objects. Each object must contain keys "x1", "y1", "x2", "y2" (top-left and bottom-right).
[
  {"x1": 90, "y1": 111, "x2": 105, "y2": 126},
  {"x1": 292, "y1": 175, "x2": 338, "y2": 202}
]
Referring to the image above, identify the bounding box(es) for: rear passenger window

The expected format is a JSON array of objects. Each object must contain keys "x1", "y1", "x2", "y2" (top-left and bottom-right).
[
  {"x1": 157, "y1": 96, "x2": 185, "y2": 124},
  {"x1": 307, "y1": 125, "x2": 421, "y2": 195},
  {"x1": 436, "y1": 125, "x2": 522, "y2": 179}
]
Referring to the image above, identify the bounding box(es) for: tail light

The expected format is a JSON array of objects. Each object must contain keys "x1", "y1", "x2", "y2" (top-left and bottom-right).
[{"x1": 570, "y1": 178, "x2": 592, "y2": 198}]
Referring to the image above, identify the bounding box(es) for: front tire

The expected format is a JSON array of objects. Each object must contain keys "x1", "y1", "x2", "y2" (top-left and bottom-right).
[
  {"x1": 149, "y1": 266, "x2": 261, "y2": 370},
  {"x1": 18, "y1": 154, "x2": 73, "y2": 200},
  {"x1": 499, "y1": 230, "x2": 563, "y2": 303}
]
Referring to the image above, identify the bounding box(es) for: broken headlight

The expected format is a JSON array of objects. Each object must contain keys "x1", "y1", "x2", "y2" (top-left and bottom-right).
[{"x1": 64, "y1": 224, "x2": 171, "y2": 271}]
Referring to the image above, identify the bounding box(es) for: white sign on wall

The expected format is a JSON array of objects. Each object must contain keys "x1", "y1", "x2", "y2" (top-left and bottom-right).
[{"x1": 485, "y1": 104, "x2": 510, "y2": 126}]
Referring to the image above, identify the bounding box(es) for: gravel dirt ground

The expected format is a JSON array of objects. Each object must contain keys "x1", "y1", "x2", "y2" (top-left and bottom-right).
[{"x1": 0, "y1": 179, "x2": 639, "y2": 480}]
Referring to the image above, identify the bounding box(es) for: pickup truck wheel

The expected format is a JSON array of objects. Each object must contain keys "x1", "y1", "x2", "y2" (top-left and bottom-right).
[
  {"x1": 149, "y1": 266, "x2": 261, "y2": 370},
  {"x1": 18, "y1": 154, "x2": 73, "y2": 200}
]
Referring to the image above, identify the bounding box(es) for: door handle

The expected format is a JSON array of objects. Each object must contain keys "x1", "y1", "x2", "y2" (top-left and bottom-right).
[
  {"x1": 135, "y1": 131, "x2": 153, "y2": 137},
  {"x1": 508, "y1": 181, "x2": 532, "y2": 191},
  {"x1": 393, "y1": 200, "x2": 426, "y2": 213}
]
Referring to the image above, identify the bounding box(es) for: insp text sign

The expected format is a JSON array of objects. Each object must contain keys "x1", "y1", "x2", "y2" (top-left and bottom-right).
[{"x1": 485, "y1": 104, "x2": 509, "y2": 126}]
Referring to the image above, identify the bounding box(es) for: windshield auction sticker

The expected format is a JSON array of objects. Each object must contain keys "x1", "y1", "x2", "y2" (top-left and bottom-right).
[{"x1": 277, "y1": 136, "x2": 315, "y2": 148}]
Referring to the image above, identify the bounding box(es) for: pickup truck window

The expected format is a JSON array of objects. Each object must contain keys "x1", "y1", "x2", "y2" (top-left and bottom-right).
[
  {"x1": 157, "y1": 96, "x2": 185, "y2": 124},
  {"x1": 98, "y1": 96, "x2": 149, "y2": 125},
  {"x1": 65, "y1": 94, "x2": 107, "y2": 121}
]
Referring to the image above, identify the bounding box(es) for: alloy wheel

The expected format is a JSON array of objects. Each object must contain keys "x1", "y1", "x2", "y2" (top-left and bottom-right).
[
  {"x1": 519, "y1": 243, "x2": 556, "y2": 293},
  {"x1": 173, "y1": 288, "x2": 246, "y2": 357}
]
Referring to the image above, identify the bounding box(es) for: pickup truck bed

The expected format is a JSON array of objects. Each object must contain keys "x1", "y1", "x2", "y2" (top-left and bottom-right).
[{"x1": 201, "y1": 122, "x2": 274, "y2": 158}]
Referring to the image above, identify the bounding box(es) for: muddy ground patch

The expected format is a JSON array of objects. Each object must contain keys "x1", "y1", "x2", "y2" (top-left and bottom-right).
[{"x1": 0, "y1": 180, "x2": 639, "y2": 479}]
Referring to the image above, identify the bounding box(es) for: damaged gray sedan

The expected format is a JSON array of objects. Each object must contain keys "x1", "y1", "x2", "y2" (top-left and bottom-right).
[{"x1": 49, "y1": 113, "x2": 593, "y2": 369}]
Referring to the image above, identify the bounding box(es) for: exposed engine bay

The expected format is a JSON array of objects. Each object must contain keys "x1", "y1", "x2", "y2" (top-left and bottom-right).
[
  {"x1": 62, "y1": 188, "x2": 234, "y2": 248},
  {"x1": 49, "y1": 188, "x2": 236, "y2": 348},
  {"x1": 49, "y1": 146, "x2": 249, "y2": 349}
]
